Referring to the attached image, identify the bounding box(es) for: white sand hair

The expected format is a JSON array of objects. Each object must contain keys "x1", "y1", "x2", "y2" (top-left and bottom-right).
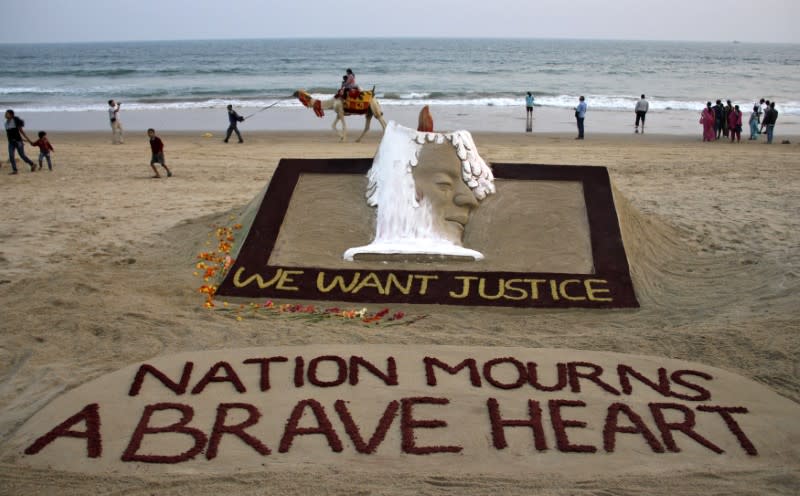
[
  {"x1": 365, "y1": 121, "x2": 495, "y2": 206},
  {"x1": 363, "y1": 121, "x2": 494, "y2": 242}
]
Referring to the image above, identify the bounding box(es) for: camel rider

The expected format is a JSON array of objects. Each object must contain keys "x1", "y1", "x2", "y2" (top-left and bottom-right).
[{"x1": 337, "y1": 68, "x2": 359, "y2": 99}]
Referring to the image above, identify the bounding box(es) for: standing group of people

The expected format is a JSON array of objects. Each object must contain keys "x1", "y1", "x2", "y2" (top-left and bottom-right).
[
  {"x1": 520, "y1": 92, "x2": 783, "y2": 144},
  {"x1": 700, "y1": 98, "x2": 779, "y2": 144}
]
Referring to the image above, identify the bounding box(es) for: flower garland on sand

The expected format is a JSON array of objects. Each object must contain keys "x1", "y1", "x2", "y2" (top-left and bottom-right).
[{"x1": 194, "y1": 221, "x2": 425, "y2": 325}]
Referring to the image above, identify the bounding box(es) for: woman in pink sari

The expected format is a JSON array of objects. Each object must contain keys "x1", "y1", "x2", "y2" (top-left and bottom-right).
[{"x1": 700, "y1": 102, "x2": 716, "y2": 142}]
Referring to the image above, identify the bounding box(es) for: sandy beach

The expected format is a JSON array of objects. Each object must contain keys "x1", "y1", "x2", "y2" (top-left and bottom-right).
[
  {"x1": 1, "y1": 127, "x2": 799, "y2": 495},
  {"x1": 19, "y1": 104, "x2": 800, "y2": 137}
]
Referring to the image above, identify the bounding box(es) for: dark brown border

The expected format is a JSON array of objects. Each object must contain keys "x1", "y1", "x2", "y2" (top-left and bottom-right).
[{"x1": 216, "y1": 159, "x2": 638, "y2": 308}]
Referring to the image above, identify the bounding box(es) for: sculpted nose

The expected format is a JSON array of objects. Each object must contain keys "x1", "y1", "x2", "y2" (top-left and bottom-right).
[{"x1": 453, "y1": 180, "x2": 478, "y2": 210}]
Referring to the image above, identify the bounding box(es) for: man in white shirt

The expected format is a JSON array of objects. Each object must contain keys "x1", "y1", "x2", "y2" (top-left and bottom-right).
[{"x1": 634, "y1": 94, "x2": 649, "y2": 133}]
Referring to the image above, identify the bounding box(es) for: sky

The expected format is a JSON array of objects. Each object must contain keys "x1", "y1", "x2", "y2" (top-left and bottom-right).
[{"x1": 2, "y1": 0, "x2": 798, "y2": 44}]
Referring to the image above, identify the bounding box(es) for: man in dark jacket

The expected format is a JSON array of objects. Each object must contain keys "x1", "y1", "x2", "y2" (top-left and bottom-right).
[
  {"x1": 763, "y1": 102, "x2": 779, "y2": 144},
  {"x1": 4, "y1": 109, "x2": 35, "y2": 174},
  {"x1": 224, "y1": 105, "x2": 245, "y2": 143}
]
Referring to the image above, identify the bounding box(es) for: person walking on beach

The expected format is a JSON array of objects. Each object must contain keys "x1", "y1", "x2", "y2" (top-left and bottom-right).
[
  {"x1": 108, "y1": 99, "x2": 123, "y2": 144},
  {"x1": 4, "y1": 110, "x2": 36, "y2": 174},
  {"x1": 634, "y1": 94, "x2": 649, "y2": 133},
  {"x1": 147, "y1": 128, "x2": 172, "y2": 178},
  {"x1": 762, "y1": 102, "x2": 778, "y2": 144},
  {"x1": 574, "y1": 96, "x2": 587, "y2": 140},
  {"x1": 700, "y1": 102, "x2": 716, "y2": 142},
  {"x1": 728, "y1": 105, "x2": 742, "y2": 143},
  {"x1": 525, "y1": 91, "x2": 535, "y2": 132},
  {"x1": 224, "y1": 105, "x2": 244, "y2": 143},
  {"x1": 30, "y1": 131, "x2": 54, "y2": 170},
  {"x1": 748, "y1": 105, "x2": 760, "y2": 140}
]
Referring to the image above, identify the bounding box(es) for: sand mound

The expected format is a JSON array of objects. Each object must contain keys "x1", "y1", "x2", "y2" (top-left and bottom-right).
[{"x1": 615, "y1": 186, "x2": 798, "y2": 318}]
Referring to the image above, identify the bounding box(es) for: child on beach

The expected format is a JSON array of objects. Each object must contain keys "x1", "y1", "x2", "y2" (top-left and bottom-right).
[
  {"x1": 30, "y1": 131, "x2": 55, "y2": 170},
  {"x1": 147, "y1": 128, "x2": 172, "y2": 178}
]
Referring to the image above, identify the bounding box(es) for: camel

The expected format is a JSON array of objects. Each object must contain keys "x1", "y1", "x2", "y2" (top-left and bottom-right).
[{"x1": 294, "y1": 88, "x2": 387, "y2": 142}]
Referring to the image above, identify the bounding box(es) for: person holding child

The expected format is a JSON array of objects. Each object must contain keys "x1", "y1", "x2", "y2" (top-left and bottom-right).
[
  {"x1": 4, "y1": 109, "x2": 36, "y2": 174},
  {"x1": 147, "y1": 128, "x2": 172, "y2": 178}
]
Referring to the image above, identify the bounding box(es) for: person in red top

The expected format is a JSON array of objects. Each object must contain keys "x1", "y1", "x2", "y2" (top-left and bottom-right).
[
  {"x1": 147, "y1": 128, "x2": 172, "y2": 178},
  {"x1": 30, "y1": 131, "x2": 55, "y2": 170},
  {"x1": 727, "y1": 105, "x2": 743, "y2": 143}
]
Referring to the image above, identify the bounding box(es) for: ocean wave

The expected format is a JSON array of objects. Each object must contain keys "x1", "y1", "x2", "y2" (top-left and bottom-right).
[{"x1": 15, "y1": 68, "x2": 141, "y2": 78}]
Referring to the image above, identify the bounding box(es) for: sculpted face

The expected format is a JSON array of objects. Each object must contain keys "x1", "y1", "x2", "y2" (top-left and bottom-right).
[{"x1": 413, "y1": 143, "x2": 479, "y2": 245}]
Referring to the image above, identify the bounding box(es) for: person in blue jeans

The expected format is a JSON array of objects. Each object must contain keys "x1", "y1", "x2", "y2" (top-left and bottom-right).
[
  {"x1": 763, "y1": 102, "x2": 778, "y2": 144},
  {"x1": 574, "y1": 96, "x2": 587, "y2": 139},
  {"x1": 4, "y1": 109, "x2": 35, "y2": 175}
]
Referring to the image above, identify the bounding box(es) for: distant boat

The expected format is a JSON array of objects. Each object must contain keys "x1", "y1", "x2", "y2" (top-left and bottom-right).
[{"x1": 732, "y1": 40, "x2": 741, "y2": 44}]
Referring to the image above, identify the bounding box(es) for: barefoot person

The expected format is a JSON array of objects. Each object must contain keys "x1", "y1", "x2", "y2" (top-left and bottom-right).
[{"x1": 147, "y1": 128, "x2": 172, "y2": 178}]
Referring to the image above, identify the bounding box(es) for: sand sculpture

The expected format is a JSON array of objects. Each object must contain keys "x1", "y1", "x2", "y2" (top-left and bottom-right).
[{"x1": 343, "y1": 121, "x2": 495, "y2": 261}]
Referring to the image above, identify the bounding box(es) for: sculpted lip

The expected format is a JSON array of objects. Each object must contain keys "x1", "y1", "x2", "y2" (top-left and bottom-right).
[
  {"x1": 446, "y1": 214, "x2": 470, "y2": 226},
  {"x1": 446, "y1": 219, "x2": 466, "y2": 232}
]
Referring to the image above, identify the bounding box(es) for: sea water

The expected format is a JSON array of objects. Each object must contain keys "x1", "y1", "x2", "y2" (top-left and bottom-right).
[
  {"x1": 0, "y1": 38, "x2": 800, "y2": 133},
  {"x1": 1, "y1": 38, "x2": 797, "y2": 128}
]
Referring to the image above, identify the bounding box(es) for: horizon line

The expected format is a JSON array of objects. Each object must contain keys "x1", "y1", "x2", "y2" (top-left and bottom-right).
[{"x1": 1, "y1": 36, "x2": 798, "y2": 46}]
